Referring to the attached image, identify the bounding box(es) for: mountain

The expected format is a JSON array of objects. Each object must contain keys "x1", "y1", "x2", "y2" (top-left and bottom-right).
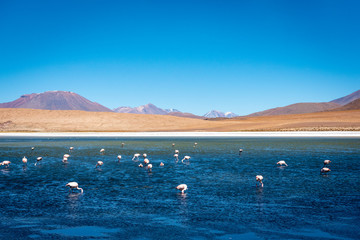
[
  {"x1": 203, "y1": 110, "x2": 238, "y2": 118},
  {"x1": 330, "y1": 98, "x2": 360, "y2": 111},
  {"x1": 330, "y1": 90, "x2": 360, "y2": 105},
  {"x1": 165, "y1": 108, "x2": 181, "y2": 113},
  {"x1": 167, "y1": 111, "x2": 205, "y2": 119},
  {"x1": 246, "y1": 90, "x2": 360, "y2": 117},
  {"x1": 0, "y1": 91, "x2": 112, "y2": 112},
  {"x1": 247, "y1": 102, "x2": 340, "y2": 117},
  {"x1": 225, "y1": 112, "x2": 238, "y2": 118},
  {"x1": 113, "y1": 103, "x2": 168, "y2": 115},
  {"x1": 113, "y1": 103, "x2": 205, "y2": 119},
  {"x1": 204, "y1": 110, "x2": 225, "y2": 118}
]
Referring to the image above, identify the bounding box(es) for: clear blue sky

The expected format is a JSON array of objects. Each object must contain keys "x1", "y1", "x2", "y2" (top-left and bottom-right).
[{"x1": 0, "y1": 0, "x2": 359, "y2": 115}]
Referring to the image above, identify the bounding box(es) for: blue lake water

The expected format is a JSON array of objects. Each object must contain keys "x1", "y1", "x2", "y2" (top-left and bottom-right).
[{"x1": 0, "y1": 137, "x2": 359, "y2": 239}]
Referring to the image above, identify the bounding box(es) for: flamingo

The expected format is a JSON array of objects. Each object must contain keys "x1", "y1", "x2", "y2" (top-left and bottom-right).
[
  {"x1": 62, "y1": 157, "x2": 68, "y2": 163},
  {"x1": 1, "y1": 160, "x2": 11, "y2": 168},
  {"x1": 174, "y1": 154, "x2": 179, "y2": 163},
  {"x1": 31, "y1": 147, "x2": 35, "y2": 151},
  {"x1": 138, "y1": 163, "x2": 144, "y2": 168},
  {"x1": 144, "y1": 158, "x2": 150, "y2": 164},
  {"x1": 320, "y1": 167, "x2": 331, "y2": 174},
  {"x1": 100, "y1": 149, "x2": 105, "y2": 154},
  {"x1": 95, "y1": 161, "x2": 103, "y2": 168},
  {"x1": 239, "y1": 149, "x2": 243, "y2": 154},
  {"x1": 64, "y1": 154, "x2": 70, "y2": 158},
  {"x1": 175, "y1": 150, "x2": 179, "y2": 154},
  {"x1": 160, "y1": 162, "x2": 164, "y2": 166},
  {"x1": 277, "y1": 160, "x2": 288, "y2": 167},
  {"x1": 176, "y1": 184, "x2": 188, "y2": 194},
  {"x1": 117, "y1": 155, "x2": 122, "y2": 162},
  {"x1": 143, "y1": 153, "x2": 147, "y2": 158},
  {"x1": 181, "y1": 156, "x2": 191, "y2": 164},
  {"x1": 66, "y1": 182, "x2": 83, "y2": 194},
  {"x1": 256, "y1": 175, "x2": 264, "y2": 187},
  {"x1": 22, "y1": 156, "x2": 28, "y2": 164},
  {"x1": 147, "y1": 164, "x2": 153, "y2": 172},
  {"x1": 35, "y1": 157, "x2": 42, "y2": 166},
  {"x1": 172, "y1": 143, "x2": 175, "y2": 147},
  {"x1": 69, "y1": 147, "x2": 74, "y2": 152},
  {"x1": 323, "y1": 160, "x2": 331, "y2": 166},
  {"x1": 132, "y1": 153, "x2": 140, "y2": 162},
  {"x1": 121, "y1": 143, "x2": 125, "y2": 147}
]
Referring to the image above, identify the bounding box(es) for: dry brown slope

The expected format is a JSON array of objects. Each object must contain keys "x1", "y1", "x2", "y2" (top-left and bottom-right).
[
  {"x1": 329, "y1": 98, "x2": 360, "y2": 111},
  {"x1": 247, "y1": 102, "x2": 340, "y2": 117},
  {"x1": 0, "y1": 108, "x2": 359, "y2": 132},
  {"x1": 0, "y1": 108, "x2": 226, "y2": 132}
]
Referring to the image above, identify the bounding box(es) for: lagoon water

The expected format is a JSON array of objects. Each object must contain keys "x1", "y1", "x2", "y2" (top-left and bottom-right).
[{"x1": 0, "y1": 137, "x2": 359, "y2": 239}]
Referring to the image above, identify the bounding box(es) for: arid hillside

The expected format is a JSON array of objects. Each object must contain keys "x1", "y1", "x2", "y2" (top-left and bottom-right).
[{"x1": 0, "y1": 108, "x2": 359, "y2": 132}]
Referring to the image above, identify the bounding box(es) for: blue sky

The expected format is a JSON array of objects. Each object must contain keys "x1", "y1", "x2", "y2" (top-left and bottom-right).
[{"x1": 0, "y1": 0, "x2": 359, "y2": 115}]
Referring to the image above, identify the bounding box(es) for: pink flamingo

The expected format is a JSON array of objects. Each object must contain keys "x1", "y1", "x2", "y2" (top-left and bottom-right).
[
  {"x1": 95, "y1": 161, "x2": 103, "y2": 168},
  {"x1": 66, "y1": 182, "x2": 83, "y2": 194},
  {"x1": 256, "y1": 175, "x2": 264, "y2": 187},
  {"x1": 176, "y1": 184, "x2": 188, "y2": 194}
]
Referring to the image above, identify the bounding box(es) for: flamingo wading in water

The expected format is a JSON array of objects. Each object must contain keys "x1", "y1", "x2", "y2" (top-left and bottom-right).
[
  {"x1": 95, "y1": 161, "x2": 103, "y2": 168},
  {"x1": 132, "y1": 153, "x2": 140, "y2": 162},
  {"x1": 320, "y1": 167, "x2": 331, "y2": 174},
  {"x1": 147, "y1": 164, "x2": 153, "y2": 172},
  {"x1": 256, "y1": 175, "x2": 264, "y2": 187},
  {"x1": 277, "y1": 160, "x2": 288, "y2": 167},
  {"x1": 22, "y1": 156, "x2": 27, "y2": 164},
  {"x1": 66, "y1": 182, "x2": 83, "y2": 194},
  {"x1": 174, "y1": 154, "x2": 179, "y2": 163},
  {"x1": 176, "y1": 184, "x2": 188, "y2": 194},
  {"x1": 323, "y1": 160, "x2": 331, "y2": 166},
  {"x1": 1, "y1": 161, "x2": 11, "y2": 168},
  {"x1": 35, "y1": 157, "x2": 42, "y2": 166},
  {"x1": 181, "y1": 156, "x2": 191, "y2": 164}
]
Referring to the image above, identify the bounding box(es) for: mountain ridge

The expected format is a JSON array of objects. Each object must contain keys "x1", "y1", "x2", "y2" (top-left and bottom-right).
[{"x1": 0, "y1": 91, "x2": 112, "y2": 112}]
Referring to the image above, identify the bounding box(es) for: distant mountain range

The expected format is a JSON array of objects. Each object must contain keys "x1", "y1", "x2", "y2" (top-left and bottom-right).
[
  {"x1": 203, "y1": 110, "x2": 238, "y2": 118},
  {"x1": 246, "y1": 102, "x2": 341, "y2": 117},
  {"x1": 114, "y1": 103, "x2": 204, "y2": 119},
  {"x1": 0, "y1": 91, "x2": 112, "y2": 112},
  {"x1": 329, "y1": 98, "x2": 360, "y2": 111},
  {"x1": 0, "y1": 89, "x2": 359, "y2": 118},
  {"x1": 246, "y1": 90, "x2": 360, "y2": 117},
  {"x1": 113, "y1": 103, "x2": 168, "y2": 115},
  {"x1": 330, "y1": 90, "x2": 360, "y2": 105}
]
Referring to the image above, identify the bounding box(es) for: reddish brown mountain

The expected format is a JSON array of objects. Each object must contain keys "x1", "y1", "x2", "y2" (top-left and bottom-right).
[
  {"x1": 330, "y1": 98, "x2": 360, "y2": 111},
  {"x1": 330, "y1": 90, "x2": 360, "y2": 106},
  {"x1": 247, "y1": 102, "x2": 340, "y2": 117},
  {"x1": 0, "y1": 91, "x2": 112, "y2": 112}
]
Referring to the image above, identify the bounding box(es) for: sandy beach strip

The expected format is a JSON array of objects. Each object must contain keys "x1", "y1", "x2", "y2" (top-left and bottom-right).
[{"x1": 0, "y1": 131, "x2": 359, "y2": 138}]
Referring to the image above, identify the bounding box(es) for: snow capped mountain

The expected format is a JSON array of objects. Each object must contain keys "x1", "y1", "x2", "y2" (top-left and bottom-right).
[
  {"x1": 165, "y1": 108, "x2": 180, "y2": 113},
  {"x1": 113, "y1": 103, "x2": 168, "y2": 115},
  {"x1": 204, "y1": 110, "x2": 238, "y2": 118},
  {"x1": 203, "y1": 110, "x2": 225, "y2": 118},
  {"x1": 225, "y1": 112, "x2": 238, "y2": 118}
]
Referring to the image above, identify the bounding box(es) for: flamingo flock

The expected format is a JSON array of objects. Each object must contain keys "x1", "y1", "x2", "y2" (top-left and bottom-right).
[{"x1": 1, "y1": 143, "x2": 335, "y2": 197}]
